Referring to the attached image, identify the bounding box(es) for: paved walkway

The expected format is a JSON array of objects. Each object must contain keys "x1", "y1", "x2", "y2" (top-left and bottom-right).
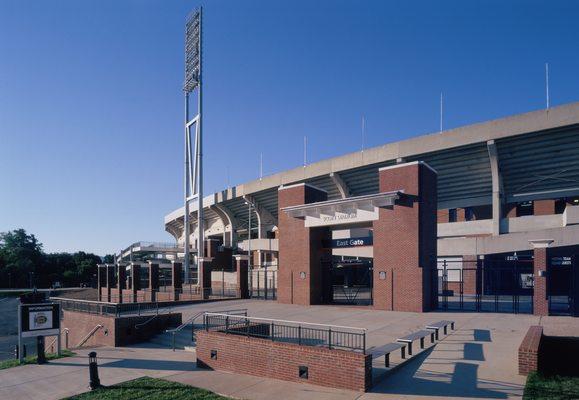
[{"x1": 1, "y1": 299, "x2": 577, "y2": 400}]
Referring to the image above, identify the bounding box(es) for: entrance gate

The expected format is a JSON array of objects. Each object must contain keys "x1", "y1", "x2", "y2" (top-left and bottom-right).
[
  {"x1": 329, "y1": 261, "x2": 373, "y2": 305},
  {"x1": 548, "y1": 255, "x2": 577, "y2": 316},
  {"x1": 437, "y1": 258, "x2": 534, "y2": 314},
  {"x1": 248, "y1": 268, "x2": 277, "y2": 300}
]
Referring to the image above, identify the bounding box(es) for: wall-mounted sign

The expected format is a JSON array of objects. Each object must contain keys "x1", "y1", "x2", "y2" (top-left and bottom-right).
[
  {"x1": 305, "y1": 209, "x2": 379, "y2": 227},
  {"x1": 19, "y1": 303, "x2": 60, "y2": 338},
  {"x1": 551, "y1": 256, "x2": 572, "y2": 267},
  {"x1": 323, "y1": 236, "x2": 373, "y2": 248}
]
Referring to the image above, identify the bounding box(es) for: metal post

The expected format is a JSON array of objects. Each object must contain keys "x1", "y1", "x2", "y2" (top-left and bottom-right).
[
  {"x1": 328, "y1": 328, "x2": 332, "y2": 350},
  {"x1": 271, "y1": 322, "x2": 274, "y2": 341},
  {"x1": 17, "y1": 304, "x2": 23, "y2": 363},
  {"x1": 298, "y1": 325, "x2": 302, "y2": 345}
]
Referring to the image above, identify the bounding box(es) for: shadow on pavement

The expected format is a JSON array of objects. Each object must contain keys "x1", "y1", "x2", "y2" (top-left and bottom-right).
[
  {"x1": 370, "y1": 345, "x2": 521, "y2": 399},
  {"x1": 51, "y1": 358, "x2": 197, "y2": 372}
]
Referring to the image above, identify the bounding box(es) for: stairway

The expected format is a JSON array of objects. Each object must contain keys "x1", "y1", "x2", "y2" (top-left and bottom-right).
[{"x1": 148, "y1": 324, "x2": 196, "y2": 352}]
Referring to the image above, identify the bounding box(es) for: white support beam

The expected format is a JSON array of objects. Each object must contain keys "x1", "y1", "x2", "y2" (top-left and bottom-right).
[
  {"x1": 242, "y1": 195, "x2": 277, "y2": 239},
  {"x1": 211, "y1": 204, "x2": 238, "y2": 246},
  {"x1": 330, "y1": 172, "x2": 350, "y2": 199},
  {"x1": 487, "y1": 140, "x2": 504, "y2": 236}
]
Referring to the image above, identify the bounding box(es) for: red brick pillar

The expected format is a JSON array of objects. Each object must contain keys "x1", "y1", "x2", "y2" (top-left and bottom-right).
[
  {"x1": 529, "y1": 240, "x2": 553, "y2": 316},
  {"x1": 278, "y1": 183, "x2": 329, "y2": 305},
  {"x1": 462, "y1": 255, "x2": 478, "y2": 295},
  {"x1": 130, "y1": 263, "x2": 141, "y2": 303},
  {"x1": 116, "y1": 264, "x2": 126, "y2": 304},
  {"x1": 171, "y1": 262, "x2": 182, "y2": 301},
  {"x1": 534, "y1": 200, "x2": 555, "y2": 216},
  {"x1": 234, "y1": 255, "x2": 249, "y2": 299},
  {"x1": 148, "y1": 262, "x2": 159, "y2": 302},
  {"x1": 97, "y1": 264, "x2": 105, "y2": 301},
  {"x1": 373, "y1": 161, "x2": 438, "y2": 312},
  {"x1": 198, "y1": 257, "x2": 213, "y2": 299},
  {"x1": 104, "y1": 264, "x2": 113, "y2": 302}
]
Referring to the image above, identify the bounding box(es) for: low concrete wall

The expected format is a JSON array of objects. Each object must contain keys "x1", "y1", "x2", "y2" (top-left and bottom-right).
[
  {"x1": 61, "y1": 310, "x2": 182, "y2": 348},
  {"x1": 196, "y1": 330, "x2": 372, "y2": 392}
]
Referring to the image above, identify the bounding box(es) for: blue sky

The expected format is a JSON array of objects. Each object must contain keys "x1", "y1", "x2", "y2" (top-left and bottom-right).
[{"x1": 1, "y1": 0, "x2": 578, "y2": 255}]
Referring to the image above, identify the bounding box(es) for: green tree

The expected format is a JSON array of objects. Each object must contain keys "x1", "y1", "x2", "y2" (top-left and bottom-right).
[{"x1": 0, "y1": 229, "x2": 43, "y2": 288}]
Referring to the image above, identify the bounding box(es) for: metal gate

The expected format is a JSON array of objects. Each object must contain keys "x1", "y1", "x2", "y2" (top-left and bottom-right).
[
  {"x1": 329, "y1": 261, "x2": 373, "y2": 305},
  {"x1": 548, "y1": 255, "x2": 577, "y2": 316},
  {"x1": 249, "y1": 268, "x2": 277, "y2": 300},
  {"x1": 437, "y1": 257, "x2": 534, "y2": 314}
]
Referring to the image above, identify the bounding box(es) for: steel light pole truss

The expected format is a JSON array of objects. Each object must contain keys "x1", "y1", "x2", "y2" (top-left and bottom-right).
[{"x1": 183, "y1": 7, "x2": 204, "y2": 282}]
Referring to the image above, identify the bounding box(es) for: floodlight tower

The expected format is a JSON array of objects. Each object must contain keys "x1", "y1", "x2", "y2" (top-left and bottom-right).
[{"x1": 183, "y1": 7, "x2": 204, "y2": 282}]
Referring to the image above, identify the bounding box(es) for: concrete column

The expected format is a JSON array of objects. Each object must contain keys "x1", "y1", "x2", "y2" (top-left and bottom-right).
[
  {"x1": 529, "y1": 239, "x2": 553, "y2": 316},
  {"x1": 373, "y1": 161, "x2": 438, "y2": 312},
  {"x1": 277, "y1": 183, "x2": 330, "y2": 305},
  {"x1": 116, "y1": 264, "x2": 126, "y2": 304},
  {"x1": 198, "y1": 257, "x2": 214, "y2": 299},
  {"x1": 234, "y1": 255, "x2": 249, "y2": 299},
  {"x1": 148, "y1": 262, "x2": 159, "y2": 302},
  {"x1": 487, "y1": 140, "x2": 503, "y2": 236},
  {"x1": 130, "y1": 263, "x2": 141, "y2": 303},
  {"x1": 171, "y1": 261, "x2": 183, "y2": 300}
]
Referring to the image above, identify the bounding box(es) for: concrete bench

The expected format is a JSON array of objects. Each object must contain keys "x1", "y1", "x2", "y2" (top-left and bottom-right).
[
  {"x1": 425, "y1": 320, "x2": 455, "y2": 340},
  {"x1": 370, "y1": 342, "x2": 407, "y2": 367},
  {"x1": 397, "y1": 330, "x2": 435, "y2": 355}
]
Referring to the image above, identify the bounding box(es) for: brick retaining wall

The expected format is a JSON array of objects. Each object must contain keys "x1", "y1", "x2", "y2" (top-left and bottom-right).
[
  {"x1": 61, "y1": 310, "x2": 181, "y2": 348},
  {"x1": 518, "y1": 325, "x2": 543, "y2": 375},
  {"x1": 196, "y1": 330, "x2": 372, "y2": 391}
]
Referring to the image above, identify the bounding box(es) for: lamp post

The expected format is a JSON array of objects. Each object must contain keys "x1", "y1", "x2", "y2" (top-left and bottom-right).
[{"x1": 246, "y1": 201, "x2": 252, "y2": 270}]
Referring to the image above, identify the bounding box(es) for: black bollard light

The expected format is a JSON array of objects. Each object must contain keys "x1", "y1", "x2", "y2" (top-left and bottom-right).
[
  {"x1": 88, "y1": 351, "x2": 101, "y2": 390},
  {"x1": 37, "y1": 336, "x2": 46, "y2": 364}
]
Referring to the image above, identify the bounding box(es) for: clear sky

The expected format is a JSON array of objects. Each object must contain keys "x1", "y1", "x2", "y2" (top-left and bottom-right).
[{"x1": 1, "y1": 0, "x2": 578, "y2": 256}]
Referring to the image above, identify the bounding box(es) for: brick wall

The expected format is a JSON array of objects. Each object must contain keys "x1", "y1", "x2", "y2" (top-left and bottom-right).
[
  {"x1": 534, "y1": 200, "x2": 555, "y2": 216},
  {"x1": 519, "y1": 325, "x2": 543, "y2": 375},
  {"x1": 196, "y1": 330, "x2": 372, "y2": 392},
  {"x1": 278, "y1": 184, "x2": 330, "y2": 305},
  {"x1": 373, "y1": 162, "x2": 437, "y2": 312},
  {"x1": 61, "y1": 310, "x2": 182, "y2": 348},
  {"x1": 533, "y1": 248, "x2": 549, "y2": 316}
]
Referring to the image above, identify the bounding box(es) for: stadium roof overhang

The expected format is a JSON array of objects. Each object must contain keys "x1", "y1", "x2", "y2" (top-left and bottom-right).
[{"x1": 165, "y1": 102, "x2": 579, "y2": 239}]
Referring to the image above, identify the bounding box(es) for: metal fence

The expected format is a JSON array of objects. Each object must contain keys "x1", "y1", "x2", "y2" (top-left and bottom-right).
[
  {"x1": 249, "y1": 268, "x2": 277, "y2": 300},
  {"x1": 203, "y1": 313, "x2": 366, "y2": 353},
  {"x1": 51, "y1": 297, "x2": 171, "y2": 317},
  {"x1": 437, "y1": 258, "x2": 534, "y2": 314}
]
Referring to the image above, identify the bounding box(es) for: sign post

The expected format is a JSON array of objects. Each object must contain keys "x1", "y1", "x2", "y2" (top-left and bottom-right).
[{"x1": 18, "y1": 302, "x2": 61, "y2": 363}]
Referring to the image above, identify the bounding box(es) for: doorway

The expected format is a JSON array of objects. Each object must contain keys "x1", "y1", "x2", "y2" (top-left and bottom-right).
[{"x1": 329, "y1": 258, "x2": 373, "y2": 305}]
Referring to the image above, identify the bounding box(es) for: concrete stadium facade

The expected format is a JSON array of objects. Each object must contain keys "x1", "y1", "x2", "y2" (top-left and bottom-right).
[{"x1": 162, "y1": 101, "x2": 579, "y2": 315}]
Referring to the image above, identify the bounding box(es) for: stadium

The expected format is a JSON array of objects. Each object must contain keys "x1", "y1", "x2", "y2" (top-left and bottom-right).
[{"x1": 156, "y1": 101, "x2": 579, "y2": 316}]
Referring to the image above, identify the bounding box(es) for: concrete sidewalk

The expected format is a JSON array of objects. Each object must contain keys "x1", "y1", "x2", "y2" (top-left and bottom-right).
[{"x1": 1, "y1": 300, "x2": 577, "y2": 399}]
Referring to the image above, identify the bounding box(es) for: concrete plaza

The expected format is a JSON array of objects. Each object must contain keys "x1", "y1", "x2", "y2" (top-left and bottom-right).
[{"x1": 1, "y1": 299, "x2": 577, "y2": 400}]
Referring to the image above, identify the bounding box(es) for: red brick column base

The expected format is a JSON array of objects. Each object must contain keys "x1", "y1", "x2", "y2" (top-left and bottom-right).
[{"x1": 519, "y1": 325, "x2": 543, "y2": 375}]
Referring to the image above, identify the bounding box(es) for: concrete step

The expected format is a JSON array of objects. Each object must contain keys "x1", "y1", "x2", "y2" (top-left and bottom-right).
[{"x1": 148, "y1": 326, "x2": 195, "y2": 351}]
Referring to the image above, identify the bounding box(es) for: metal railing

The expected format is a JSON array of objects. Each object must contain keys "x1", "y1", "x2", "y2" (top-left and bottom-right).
[
  {"x1": 203, "y1": 313, "x2": 367, "y2": 353},
  {"x1": 76, "y1": 324, "x2": 103, "y2": 348},
  {"x1": 165, "y1": 308, "x2": 248, "y2": 351},
  {"x1": 51, "y1": 297, "x2": 167, "y2": 317}
]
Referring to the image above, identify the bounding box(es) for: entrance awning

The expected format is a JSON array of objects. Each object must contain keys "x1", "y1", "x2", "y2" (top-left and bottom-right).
[{"x1": 282, "y1": 191, "x2": 402, "y2": 227}]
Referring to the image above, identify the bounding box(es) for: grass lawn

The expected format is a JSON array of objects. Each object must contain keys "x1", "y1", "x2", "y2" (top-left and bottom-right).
[
  {"x1": 65, "y1": 377, "x2": 231, "y2": 400},
  {"x1": 524, "y1": 372, "x2": 579, "y2": 400},
  {"x1": 0, "y1": 349, "x2": 75, "y2": 370}
]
